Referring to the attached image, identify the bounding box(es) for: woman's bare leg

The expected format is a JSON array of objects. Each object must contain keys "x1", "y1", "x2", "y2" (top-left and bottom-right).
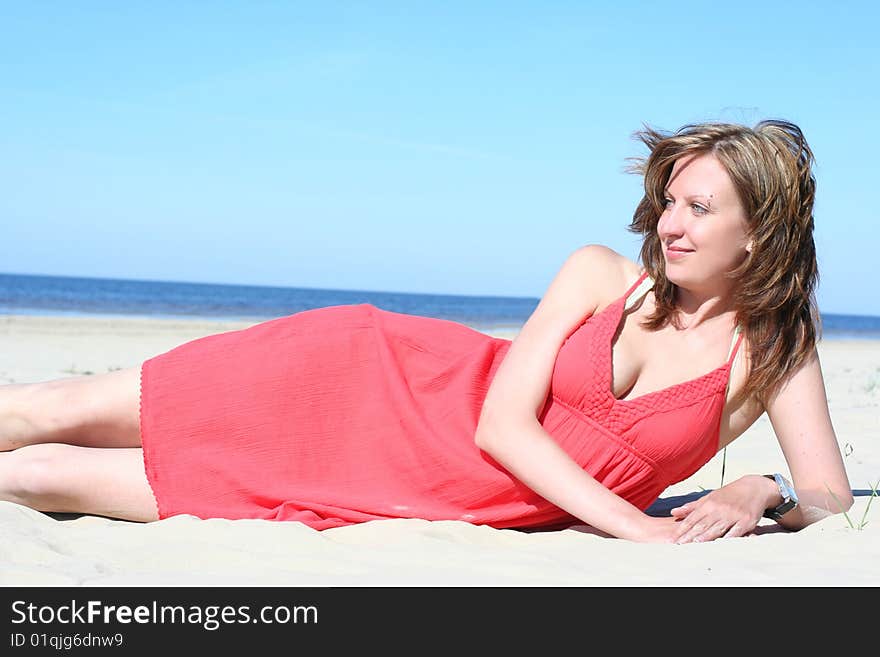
[
  {"x1": 0, "y1": 443, "x2": 159, "y2": 521},
  {"x1": 0, "y1": 366, "x2": 142, "y2": 451},
  {"x1": 0, "y1": 366, "x2": 156, "y2": 521}
]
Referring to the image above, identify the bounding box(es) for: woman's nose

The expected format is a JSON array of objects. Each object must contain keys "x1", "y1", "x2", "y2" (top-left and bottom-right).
[{"x1": 657, "y1": 205, "x2": 684, "y2": 239}]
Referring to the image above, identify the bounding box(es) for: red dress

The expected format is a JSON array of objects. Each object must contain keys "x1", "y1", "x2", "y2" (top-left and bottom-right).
[{"x1": 139, "y1": 271, "x2": 743, "y2": 530}]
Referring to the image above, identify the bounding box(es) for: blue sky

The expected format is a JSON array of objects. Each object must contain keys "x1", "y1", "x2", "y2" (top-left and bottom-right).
[{"x1": 2, "y1": 1, "x2": 878, "y2": 315}]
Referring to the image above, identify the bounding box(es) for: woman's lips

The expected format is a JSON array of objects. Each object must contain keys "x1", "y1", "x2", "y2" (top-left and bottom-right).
[{"x1": 665, "y1": 246, "x2": 694, "y2": 260}]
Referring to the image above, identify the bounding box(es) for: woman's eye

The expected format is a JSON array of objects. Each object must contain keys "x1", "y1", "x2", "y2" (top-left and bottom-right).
[{"x1": 662, "y1": 196, "x2": 707, "y2": 214}]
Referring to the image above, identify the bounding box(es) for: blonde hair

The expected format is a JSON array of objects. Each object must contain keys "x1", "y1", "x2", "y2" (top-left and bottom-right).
[{"x1": 625, "y1": 119, "x2": 821, "y2": 406}]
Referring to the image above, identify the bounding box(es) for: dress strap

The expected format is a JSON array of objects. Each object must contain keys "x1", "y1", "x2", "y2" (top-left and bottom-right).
[
  {"x1": 726, "y1": 325, "x2": 744, "y2": 364},
  {"x1": 725, "y1": 325, "x2": 745, "y2": 398},
  {"x1": 623, "y1": 271, "x2": 654, "y2": 311}
]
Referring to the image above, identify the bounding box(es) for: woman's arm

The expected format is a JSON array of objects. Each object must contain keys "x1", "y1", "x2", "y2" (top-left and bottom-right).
[
  {"x1": 475, "y1": 244, "x2": 676, "y2": 542},
  {"x1": 476, "y1": 417, "x2": 675, "y2": 541},
  {"x1": 763, "y1": 348, "x2": 854, "y2": 528},
  {"x1": 670, "y1": 348, "x2": 854, "y2": 542}
]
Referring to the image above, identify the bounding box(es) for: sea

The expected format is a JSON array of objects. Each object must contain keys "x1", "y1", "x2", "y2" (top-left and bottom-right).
[{"x1": 2, "y1": 272, "x2": 879, "y2": 340}]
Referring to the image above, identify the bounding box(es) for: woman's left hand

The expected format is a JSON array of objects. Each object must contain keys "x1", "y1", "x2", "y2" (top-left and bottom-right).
[{"x1": 669, "y1": 475, "x2": 771, "y2": 543}]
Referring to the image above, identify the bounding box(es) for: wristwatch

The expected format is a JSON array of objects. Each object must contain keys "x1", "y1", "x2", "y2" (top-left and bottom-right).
[{"x1": 763, "y1": 473, "x2": 798, "y2": 520}]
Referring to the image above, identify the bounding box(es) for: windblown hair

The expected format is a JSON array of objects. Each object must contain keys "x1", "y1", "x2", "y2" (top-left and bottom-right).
[{"x1": 624, "y1": 119, "x2": 821, "y2": 406}]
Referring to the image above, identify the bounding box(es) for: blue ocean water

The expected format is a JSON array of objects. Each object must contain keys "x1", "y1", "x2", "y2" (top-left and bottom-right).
[
  {"x1": 2, "y1": 272, "x2": 879, "y2": 339},
  {"x1": 0, "y1": 272, "x2": 537, "y2": 333}
]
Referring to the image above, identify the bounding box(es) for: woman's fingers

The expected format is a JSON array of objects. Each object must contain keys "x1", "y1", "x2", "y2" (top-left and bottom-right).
[
  {"x1": 723, "y1": 522, "x2": 748, "y2": 538},
  {"x1": 669, "y1": 485, "x2": 761, "y2": 543},
  {"x1": 673, "y1": 515, "x2": 746, "y2": 543},
  {"x1": 675, "y1": 521, "x2": 716, "y2": 544},
  {"x1": 693, "y1": 520, "x2": 732, "y2": 543},
  {"x1": 673, "y1": 517, "x2": 754, "y2": 543},
  {"x1": 672, "y1": 514, "x2": 710, "y2": 543}
]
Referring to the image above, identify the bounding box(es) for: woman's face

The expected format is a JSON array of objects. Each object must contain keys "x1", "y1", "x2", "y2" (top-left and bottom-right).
[{"x1": 657, "y1": 152, "x2": 751, "y2": 294}]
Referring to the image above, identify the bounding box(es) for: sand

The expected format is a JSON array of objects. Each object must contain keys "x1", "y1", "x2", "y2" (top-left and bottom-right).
[{"x1": 0, "y1": 313, "x2": 878, "y2": 586}]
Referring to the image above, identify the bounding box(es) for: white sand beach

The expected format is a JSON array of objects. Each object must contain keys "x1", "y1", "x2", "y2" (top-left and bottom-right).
[{"x1": 1, "y1": 313, "x2": 878, "y2": 586}]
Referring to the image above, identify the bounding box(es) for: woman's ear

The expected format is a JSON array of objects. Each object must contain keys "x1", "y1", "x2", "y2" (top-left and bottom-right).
[{"x1": 745, "y1": 239, "x2": 754, "y2": 253}]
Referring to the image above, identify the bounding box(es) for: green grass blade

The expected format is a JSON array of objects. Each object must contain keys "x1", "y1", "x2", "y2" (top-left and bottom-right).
[
  {"x1": 720, "y1": 447, "x2": 727, "y2": 488},
  {"x1": 826, "y1": 484, "x2": 854, "y2": 529},
  {"x1": 858, "y1": 479, "x2": 879, "y2": 529}
]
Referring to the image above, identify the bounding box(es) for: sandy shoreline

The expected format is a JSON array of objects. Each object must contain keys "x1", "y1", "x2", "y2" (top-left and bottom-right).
[{"x1": 1, "y1": 313, "x2": 878, "y2": 586}]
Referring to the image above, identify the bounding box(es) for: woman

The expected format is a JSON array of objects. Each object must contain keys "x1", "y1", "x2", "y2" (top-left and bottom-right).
[{"x1": 0, "y1": 119, "x2": 854, "y2": 543}]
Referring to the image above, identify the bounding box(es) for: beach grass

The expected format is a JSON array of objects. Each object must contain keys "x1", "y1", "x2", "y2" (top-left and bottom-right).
[{"x1": 827, "y1": 479, "x2": 878, "y2": 530}]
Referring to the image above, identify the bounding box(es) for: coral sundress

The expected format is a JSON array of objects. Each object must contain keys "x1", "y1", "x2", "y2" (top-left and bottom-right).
[{"x1": 139, "y1": 271, "x2": 743, "y2": 530}]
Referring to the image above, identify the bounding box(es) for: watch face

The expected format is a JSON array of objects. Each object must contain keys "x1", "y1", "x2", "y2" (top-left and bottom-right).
[
  {"x1": 777, "y1": 475, "x2": 798, "y2": 504},
  {"x1": 764, "y1": 474, "x2": 799, "y2": 520}
]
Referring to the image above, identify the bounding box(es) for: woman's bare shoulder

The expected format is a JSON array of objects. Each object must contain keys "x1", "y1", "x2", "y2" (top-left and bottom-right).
[{"x1": 573, "y1": 244, "x2": 642, "y2": 310}]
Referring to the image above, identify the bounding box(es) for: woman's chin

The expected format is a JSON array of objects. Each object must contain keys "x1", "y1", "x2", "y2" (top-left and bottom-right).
[{"x1": 663, "y1": 270, "x2": 694, "y2": 290}]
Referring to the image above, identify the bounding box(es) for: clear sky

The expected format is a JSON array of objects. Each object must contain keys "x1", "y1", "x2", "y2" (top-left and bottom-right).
[{"x1": 2, "y1": 1, "x2": 878, "y2": 315}]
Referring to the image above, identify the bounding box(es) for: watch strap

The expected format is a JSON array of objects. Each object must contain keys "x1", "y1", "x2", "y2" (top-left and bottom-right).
[{"x1": 762, "y1": 473, "x2": 798, "y2": 520}]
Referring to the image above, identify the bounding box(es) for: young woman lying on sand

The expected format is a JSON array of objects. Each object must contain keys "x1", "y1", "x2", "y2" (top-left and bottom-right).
[{"x1": 0, "y1": 118, "x2": 853, "y2": 543}]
